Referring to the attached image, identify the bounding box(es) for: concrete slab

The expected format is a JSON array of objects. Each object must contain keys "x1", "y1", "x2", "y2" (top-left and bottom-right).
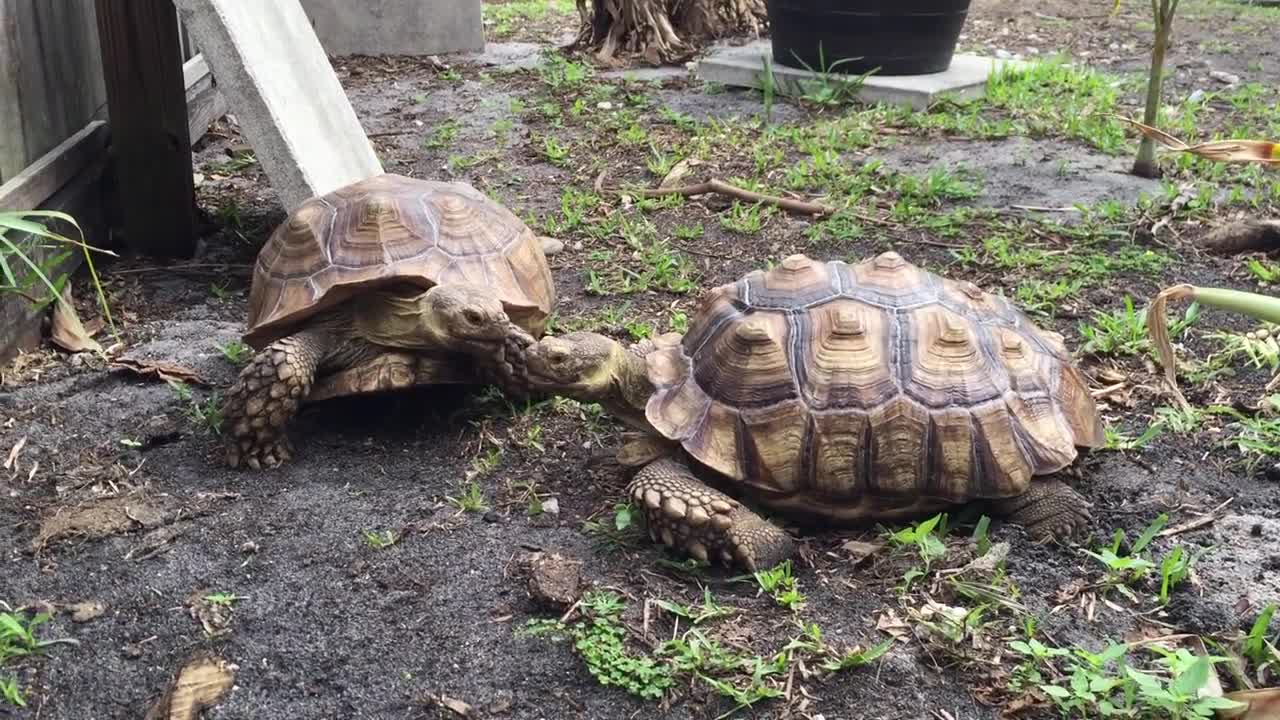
[
  {"x1": 298, "y1": 0, "x2": 484, "y2": 57},
  {"x1": 174, "y1": 0, "x2": 383, "y2": 211},
  {"x1": 695, "y1": 40, "x2": 1025, "y2": 111}
]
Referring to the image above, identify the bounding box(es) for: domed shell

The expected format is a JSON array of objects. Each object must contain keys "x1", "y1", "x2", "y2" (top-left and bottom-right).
[
  {"x1": 243, "y1": 174, "x2": 556, "y2": 348},
  {"x1": 644, "y1": 252, "x2": 1104, "y2": 506}
]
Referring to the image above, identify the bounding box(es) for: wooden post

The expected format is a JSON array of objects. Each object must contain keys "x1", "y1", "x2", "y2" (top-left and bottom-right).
[{"x1": 95, "y1": 0, "x2": 197, "y2": 258}]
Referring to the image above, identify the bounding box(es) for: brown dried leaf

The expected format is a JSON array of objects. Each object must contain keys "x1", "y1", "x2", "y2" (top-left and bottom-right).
[
  {"x1": 4, "y1": 436, "x2": 25, "y2": 471},
  {"x1": 110, "y1": 358, "x2": 209, "y2": 386},
  {"x1": 1218, "y1": 688, "x2": 1280, "y2": 719},
  {"x1": 67, "y1": 600, "x2": 106, "y2": 623},
  {"x1": 840, "y1": 539, "x2": 884, "y2": 564},
  {"x1": 659, "y1": 158, "x2": 696, "y2": 189},
  {"x1": 50, "y1": 287, "x2": 103, "y2": 354},
  {"x1": 144, "y1": 656, "x2": 235, "y2": 720},
  {"x1": 875, "y1": 609, "x2": 911, "y2": 639}
]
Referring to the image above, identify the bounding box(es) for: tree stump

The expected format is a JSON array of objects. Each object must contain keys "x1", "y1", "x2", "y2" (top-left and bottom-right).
[{"x1": 571, "y1": 0, "x2": 768, "y2": 66}]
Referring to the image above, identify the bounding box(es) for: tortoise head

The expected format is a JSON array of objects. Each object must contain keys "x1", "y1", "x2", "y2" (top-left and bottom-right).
[
  {"x1": 526, "y1": 331, "x2": 623, "y2": 400},
  {"x1": 426, "y1": 284, "x2": 511, "y2": 346},
  {"x1": 356, "y1": 282, "x2": 511, "y2": 353}
]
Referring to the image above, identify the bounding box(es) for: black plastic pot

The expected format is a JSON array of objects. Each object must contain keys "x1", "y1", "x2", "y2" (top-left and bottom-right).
[{"x1": 765, "y1": 0, "x2": 972, "y2": 76}]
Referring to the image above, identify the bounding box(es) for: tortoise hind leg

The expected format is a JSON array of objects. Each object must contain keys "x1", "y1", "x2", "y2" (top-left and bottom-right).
[
  {"x1": 627, "y1": 458, "x2": 794, "y2": 572},
  {"x1": 221, "y1": 329, "x2": 333, "y2": 470},
  {"x1": 989, "y1": 477, "x2": 1092, "y2": 542}
]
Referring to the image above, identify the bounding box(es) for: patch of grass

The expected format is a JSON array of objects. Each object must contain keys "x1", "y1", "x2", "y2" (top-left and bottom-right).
[
  {"x1": 537, "y1": 49, "x2": 594, "y2": 90},
  {"x1": 1014, "y1": 278, "x2": 1084, "y2": 318},
  {"x1": 169, "y1": 380, "x2": 223, "y2": 435},
  {"x1": 1, "y1": 608, "x2": 77, "y2": 708},
  {"x1": 1079, "y1": 296, "x2": 1200, "y2": 358},
  {"x1": 539, "y1": 135, "x2": 571, "y2": 166},
  {"x1": 751, "y1": 560, "x2": 806, "y2": 611},
  {"x1": 1010, "y1": 633, "x2": 1245, "y2": 719},
  {"x1": 719, "y1": 201, "x2": 772, "y2": 235},
  {"x1": 206, "y1": 149, "x2": 258, "y2": 174},
  {"x1": 423, "y1": 120, "x2": 460, "y2": 149},
  {"x1": 362, "y1": 529, "x2": 400, "y2": 549},
  {"x1": 447, "y1": 481, "x2": 490, "y2": 513},
  {"x1": 482, "y1": 0, "x2": 574, "y2": 37},
  {"x1": 581, "y1": 503, "x2": 646, "y2": 554},
  {"x1": 883, "y1": 513, "x2": 949, "y2": 592},
  {"x1": 584, "y1": 216, "x2": 699, "y2": 296},
  {"x1": 217, "y1": 340, "x2": 252, "y2": 366},
  {"x1": 521, "y1": 587, "x2": 890, "y2": 714}
]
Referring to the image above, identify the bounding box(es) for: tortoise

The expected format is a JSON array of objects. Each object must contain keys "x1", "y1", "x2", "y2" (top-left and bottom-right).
[
  {"x1": 524, "y1": 252, "x2": 1105, "y2": 571},
  {"x1": 220, "y1": 173, "x2": 558, "y2": 470}
]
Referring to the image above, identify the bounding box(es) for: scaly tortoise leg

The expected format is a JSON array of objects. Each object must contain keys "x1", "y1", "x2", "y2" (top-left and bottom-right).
[
  {"x1": 626, "y1": 457, "x2": 794, "y2": 572},
  {"x1": 989, "y1": 477, "x2": 1092, "y2": 542},
  {"x1": 221, "y1": 329, "x2": 331, "y2": 470}
]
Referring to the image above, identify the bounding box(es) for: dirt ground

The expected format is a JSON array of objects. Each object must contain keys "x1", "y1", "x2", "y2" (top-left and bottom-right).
[{"x1": 3, "y1": 1, "x2": 1279, "y2": 718}]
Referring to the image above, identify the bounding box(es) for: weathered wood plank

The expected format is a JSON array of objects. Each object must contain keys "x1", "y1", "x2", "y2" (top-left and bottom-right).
[
  {"x1": 184, "y1": 54, "x2": 227, "y2": 144},
  {"x1": 0, "y1": 0, "x2": 28, "y2": 181},
  {"x1": 95, "y1": 0, "x2": 197, "y2": 258},
  {"x1": 0, "y1": 121, "x2": 109, "y2": 212}
]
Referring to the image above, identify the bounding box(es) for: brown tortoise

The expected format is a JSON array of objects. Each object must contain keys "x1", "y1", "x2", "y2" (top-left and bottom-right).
[
  {"x1": 221, "y1": 173, "x2": 558, "y2": 470},
  {"x1": 525, "y1": 252, "x2": 1105, "y2": 571}
]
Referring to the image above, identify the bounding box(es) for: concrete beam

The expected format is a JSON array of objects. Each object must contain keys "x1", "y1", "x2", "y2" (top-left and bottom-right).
[
  {"x1": 298, "y1": 0, "x2": 484, "y2": 57},
  {"x1": 173, "y1": 0, "x2": 383, "y2": 211}
]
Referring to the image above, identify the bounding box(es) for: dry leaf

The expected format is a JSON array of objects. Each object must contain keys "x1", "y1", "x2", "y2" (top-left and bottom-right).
[
  {"x1": 1218, "y1": 688, "x2": 1280, "y2": 719},
  {"x1": 659, "y1": 158, "x2": 696, "y2": 189},
  {"x1": 67, "y1": 600, "x2": 106, "y2": 623},
  {"x1": 50, "y1": 287, "x2": 103, "y2": 354},
  {"x1": 875, "y1": 609, "x2": 911, "y2": 639},
  {"x1": 110, "y1": 358, "x2": 209, "y2": 386},
  {"x1": 427, "y1": 693, "x2": 474, "y2": 717},
  {"x1": 840, "y1": 539, "x2": 884, "y2": 564},
  {"x1": 1117, "y1": 116, "x2": 1280, "y2": 167},
  {"x1": 4, "y1": 436, "x2": 25, "y2": 471},
  {"x1": 144, "y1": 656, "x2": 235, "y2": 720}
]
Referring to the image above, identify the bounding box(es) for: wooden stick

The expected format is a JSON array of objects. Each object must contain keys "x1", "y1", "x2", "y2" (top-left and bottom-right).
[{"x1": 629, "y1": 178, "x2": 835, "y2": 216}]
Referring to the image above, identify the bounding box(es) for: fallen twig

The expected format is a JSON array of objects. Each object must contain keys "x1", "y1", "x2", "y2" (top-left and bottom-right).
[{"x1": 627, "y1": 178, "x2": 835, "y2": 216}]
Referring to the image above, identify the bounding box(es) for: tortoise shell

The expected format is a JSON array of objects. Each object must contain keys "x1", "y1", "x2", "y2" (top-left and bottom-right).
[
  {"x1": 243, "y1": 174, "x2": 556, "y2": 349},
  {"x1": 644, "y1": 252, "x2": 1104, "y2": 510}
]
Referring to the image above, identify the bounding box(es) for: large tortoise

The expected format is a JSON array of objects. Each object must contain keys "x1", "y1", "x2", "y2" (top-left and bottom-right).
[
  {"x1": 221, "y1": 173, "x2": 558, "y2": 469},
  {"x1": 525, "y1": 252, "x2": 1105, "y2": 571}
]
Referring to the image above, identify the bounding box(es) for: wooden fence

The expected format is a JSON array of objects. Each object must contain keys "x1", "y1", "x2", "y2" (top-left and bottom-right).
[{"x1": 0, "y1": 0, "x2": 224, "y2": 362}]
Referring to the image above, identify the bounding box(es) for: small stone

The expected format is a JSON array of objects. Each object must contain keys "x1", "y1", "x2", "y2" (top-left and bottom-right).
[
  {"x1": 539, "y1": 236, "x2": 565, "y2": 256},
  {"x1": 540, "y1": 497, "x2": 559, "y2": 516},
  {"x1": 1187, "y1": 89, "x2": 1206, "y2": 104},
  {"x1": 596, "y1": 101, "x2": 614, "y2": 110},
  {"x1": 1209, "y1": 70, "x2": 1240, "y2": 85},
  {"x1": 122, "y1": 642, "x2": 144, "y2": 659},
  {"x1": 240, "y1": 541, "x2": 260, "y2": 554},
  {"x1": 519, "y1": 551, "x2": 582, "y2": 609}
]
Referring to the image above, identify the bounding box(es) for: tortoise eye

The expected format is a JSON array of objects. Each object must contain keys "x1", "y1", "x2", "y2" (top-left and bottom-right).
[
  {"x1": 550, "y1": 350, "x2": 569, "y2": 364},
  {"x1": 463, "y1": 308, "x2": 482, "y2": 324}
]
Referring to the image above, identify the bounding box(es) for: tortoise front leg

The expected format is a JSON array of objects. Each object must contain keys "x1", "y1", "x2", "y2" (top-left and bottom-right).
[
  {"x1": 220, "y1": 329, "x2": 333, "y2": 470},
  {"x1": 626, "y1": 458, "x2": 794, "y2": 572},
  {"x1": 989, "y1": 477, "x2": 1092, "y2": 541}
]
